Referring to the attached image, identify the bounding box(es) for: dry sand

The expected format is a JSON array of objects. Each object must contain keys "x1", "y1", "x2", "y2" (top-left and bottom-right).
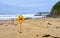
[{"x1": 0, "y1": 18, "x2": 60, "y2": 38}]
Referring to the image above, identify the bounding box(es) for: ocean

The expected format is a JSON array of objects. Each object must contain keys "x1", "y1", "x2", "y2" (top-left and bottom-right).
[{"x1": 0, "y1": 14, "x2": 48, "y2": 20}]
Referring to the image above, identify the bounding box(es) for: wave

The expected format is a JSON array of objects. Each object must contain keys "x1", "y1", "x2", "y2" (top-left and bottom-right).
[{"x1": 0, "y1": 14, "x2": 47, "y2": 20}]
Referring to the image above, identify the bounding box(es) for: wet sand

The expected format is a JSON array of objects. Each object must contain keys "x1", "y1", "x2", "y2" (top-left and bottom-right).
[{"x1": 0, "y1": 18, "x2": 60, "y2": 38}]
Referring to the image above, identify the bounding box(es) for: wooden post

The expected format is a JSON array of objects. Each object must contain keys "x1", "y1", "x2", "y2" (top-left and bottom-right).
[{"x1": 20, "y1": 23, "x2": 22, "y2": 33}]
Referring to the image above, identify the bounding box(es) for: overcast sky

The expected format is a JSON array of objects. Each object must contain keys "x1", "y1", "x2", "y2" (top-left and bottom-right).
[{"x1": 0, "y1": 0, "x2": 59, "y2": 14}]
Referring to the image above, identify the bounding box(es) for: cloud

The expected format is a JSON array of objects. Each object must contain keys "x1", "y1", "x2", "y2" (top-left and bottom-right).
[
  {"x1": 0, "y1": 0, "x2": 56, "y2": 8},
  {"x1": 0, "y1": 0, "x2": 59, "y2": 14}
]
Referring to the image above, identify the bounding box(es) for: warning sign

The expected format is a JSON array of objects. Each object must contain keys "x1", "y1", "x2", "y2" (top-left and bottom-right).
[{"x1": 17, "y1": 15, "x2": 24, "y2": 24}]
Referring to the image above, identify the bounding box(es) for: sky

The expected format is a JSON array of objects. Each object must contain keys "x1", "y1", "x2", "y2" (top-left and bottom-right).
[{"x1": 0, "y1": 0, "x2": 59, "y2": 14}]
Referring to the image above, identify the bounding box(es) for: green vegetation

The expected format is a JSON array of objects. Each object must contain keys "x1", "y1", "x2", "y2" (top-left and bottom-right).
[
  {"x1": 48, "y1": 1, "x2": 60, "y2": 17},
  {"x1": 51, "y1": 1, "x2": 60, "y2": 15}
]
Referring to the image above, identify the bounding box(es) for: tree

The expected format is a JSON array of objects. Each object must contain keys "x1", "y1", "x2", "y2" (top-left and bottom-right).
[{"x1": 48, "y1": 1, "x2": 60, "y2": 17}]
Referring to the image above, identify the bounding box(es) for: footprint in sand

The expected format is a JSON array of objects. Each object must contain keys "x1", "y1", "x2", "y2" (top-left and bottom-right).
[
  {"x1": 42, "y1": 34, "x2": 51, "y2": 37},
  {"x1": 36, "y1": 35, "x2": 39, "y2": 37},
  {"x1": 5, "y1": 25, "x2": 8, "y2": 26},
  {"x1": 0, "y1": 23, "x2": 3, "y2": 25},
  {"x1": 56, "y1": 26, "x2": 60, "y2": 29},
  {"x1": 42, "y1": 34, "x2": 60, "y2": 38},
  {"x1": 48, "y1": 23, "x2": 52, "y2": 25},
  {"x1": 51, "y1": 36, "x2": 59, "y2": 38}
]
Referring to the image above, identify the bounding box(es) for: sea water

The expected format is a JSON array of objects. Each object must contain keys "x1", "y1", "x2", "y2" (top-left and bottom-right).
[{"x1": 0, "y1": 14, "x2": 48, "y2": 20}]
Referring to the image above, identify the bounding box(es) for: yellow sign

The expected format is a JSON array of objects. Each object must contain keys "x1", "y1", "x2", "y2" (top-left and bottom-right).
[
  {"x1": 17, "y1": 15, "x2": 24, "y2": 24},
  {"x1": 17, "y1": 15, "x2": 24, "y2": 33}
]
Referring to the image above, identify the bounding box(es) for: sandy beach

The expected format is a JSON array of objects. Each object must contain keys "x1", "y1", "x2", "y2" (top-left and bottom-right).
[{"x1": 0, "y1": 18, "x2": 60, "y2": 38}]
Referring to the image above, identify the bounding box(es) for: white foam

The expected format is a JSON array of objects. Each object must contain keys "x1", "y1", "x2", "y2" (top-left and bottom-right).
[{"x1": 0, "y1": 14, "x2": 47, "y2": 20}]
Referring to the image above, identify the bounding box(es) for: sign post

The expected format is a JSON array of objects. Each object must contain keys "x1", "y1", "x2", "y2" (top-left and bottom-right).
[{"x1": 17, "y1": 15, "x2": 24, "y2": 33}]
